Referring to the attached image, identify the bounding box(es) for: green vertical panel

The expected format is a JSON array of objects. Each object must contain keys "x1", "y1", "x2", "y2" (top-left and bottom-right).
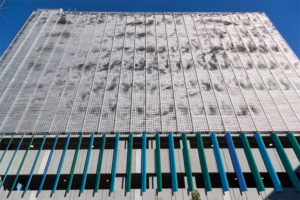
[
  {"x1": 66, "y1": 133, "x2": 82, "y2": 193},
  {"x1": 0, "y1": 134, "x2": 3, "y2": 144},
  {"x1": 0, "y1": 135, "x2": 14, "y2": 164},
  {"x1": 182, "y1": 133, "x2": 194, "y2": 191},
  {"x1": 52, "y1": 133, "x2": 71, "y2": 194},
  {"x1": 271, "y1": 133, "x2": 300, "y2": 192},
  {"x1": 0, "y1": 134, "x2": 24, "y2": 189},
  {"x1": 125, "y1": 133, "x2": 133, "y2": 192},
  {"x1": 196, "y1": 133, "x2": 212, "y2": 191},
  {"x1": 287, "y1": 132, "x2": 300, "y2": 161},
  {"x1": 155, "y1": 132, "x2": 162, "y2": 192},
  {"x1": 239, "y1": 133, "x2": 265, "y2": 191},
  {"x1": 94, "y1": 134, "x2": 106, "y2": 193},
  {"x1": 8, "y1": 134, "x2": 35, "y2": 197}
]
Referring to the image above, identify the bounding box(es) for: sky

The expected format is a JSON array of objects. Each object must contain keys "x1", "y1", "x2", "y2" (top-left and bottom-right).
[{"x1": 0, "y1": 0, "x2": 299, "y2": 57}]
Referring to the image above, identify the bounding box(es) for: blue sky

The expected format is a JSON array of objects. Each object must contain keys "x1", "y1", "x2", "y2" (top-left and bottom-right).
[{"x1": 0, "y1": 0, "x2": 299, "y2": 57}]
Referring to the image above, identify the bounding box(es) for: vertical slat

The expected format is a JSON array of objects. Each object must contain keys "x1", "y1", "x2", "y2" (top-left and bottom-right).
[
  {"x1": 196, "y1": 133, "x2": 212, "y2": 191},
  {"x1": 22, "y1": 133, "x2": 47, "y2": 196},
  {"x1": 8, "y1": 134, "x2": 35, "y2": 197},
  {"x1": 66, "y1": 132, "x2": 82, "y2": 194},
  {"x1": 110, "y1": 132, "x2": 120, "y2": 192},
  {"x1": 0, "y1": 134, "x2": 3, "y2": 145},
  {"x1": 94, "y1": 133, "x2": 106, "y2": 193},
  {"x1": 255, "y1": 132, "x2": 283, "y2": 191},
  {"x1": 0, "y1": 135, "x2": 13, "y2": 164},
  {"x1": 52, "y1": 133, "x2": 71, "y2": 194},
  {"x1": 271, "y1": 133, "x2": 300, "y2": 192},
  {"x1": 37, "y1": 133, "x2": 59, "y2": 195},
  {"x1": 225, "y1": 132, "x2": 247, "y2": 191},
  {"x1": 287, "y1": 132, "x2": 300, "y2": 161},
  {"x1": 211, "y1": 132, "x2": 229, "y2": 192},
  {"x1": 142, "y1": 132, "x2": 147, "y2": 192},
  {"x1": 239, "y1": 133, "x2": 265, "y2": 191},
  {"x1": 182, "y1": 133, "x2": 194, "y2": 192},
  {"x1": 80, "y1": 132, "x2": 95, "y2": 194},
  {"x1": 168, "y1": 132, "x2": 178, "y2": 192},
  {"x1": 155, "y1": 132, "x2": 162, "y2": 192},
  {"x1": 0, "y1": 134, "x2": 24, "y2": 189},
  {"x1": 125, "y1": 133, "x2": 133, "y2": 193}
]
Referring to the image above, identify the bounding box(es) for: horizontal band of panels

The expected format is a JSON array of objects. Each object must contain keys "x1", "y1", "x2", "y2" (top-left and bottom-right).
[
  {"x1": 0, "y1": 132, "x2": 299, "y2": 150},
  {"x1": 0, "y1": 132, "x2": 299, "y2": 196},
  {"x1": 1, "y1": 172, "x2": 299, "y2": 191}
]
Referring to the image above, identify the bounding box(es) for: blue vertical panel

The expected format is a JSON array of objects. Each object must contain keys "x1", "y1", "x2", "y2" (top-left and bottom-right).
[
  {"x1": 142, "y1": 132, "x2": 147, "y2": 192},
  {"x1": 0, "y1": 134, "x2": 24, "y2": 189},
  {"x1": 22, "y1": 133, "x2": 47, "y2": 196},
  {"x1": 168, "y1": 133, "x2": 178, "y2": 192},
  {"x1": 80, "y1": 133, "x2": 95, "y2": 194},
  {"x1": 37, "y1": 134, "x2": 59, "y2": 195},
  {"x1": 255, "y1": 132, "x2": 283, "y2": 192},
  {"x1": 211, "y1": 133, "x2": 230, "y2": 192},
  {"x1": 110, "y1": 132, "x2": 120, "y2": 193},
  {"x1": 225, "y1": 133, "x2": 247, "y2": 191},
  {"x1": 52, "y1": 133, "x2": 71, "y2": 194}
]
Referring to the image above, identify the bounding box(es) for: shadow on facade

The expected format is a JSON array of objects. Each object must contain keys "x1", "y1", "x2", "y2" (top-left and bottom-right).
[{"x1": 265, "y1": 165, "x2": 300, "y2": 200}]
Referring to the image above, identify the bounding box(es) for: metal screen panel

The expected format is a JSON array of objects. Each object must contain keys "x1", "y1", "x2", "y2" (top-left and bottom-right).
[{"x1": 0, "y1": 10, "x2": 300, "y2": 133}]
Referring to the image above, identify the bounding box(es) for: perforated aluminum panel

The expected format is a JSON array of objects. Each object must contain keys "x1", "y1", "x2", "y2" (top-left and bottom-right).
[{"x1": 0, "y1": 10, "x2": 300, "y2": 133}]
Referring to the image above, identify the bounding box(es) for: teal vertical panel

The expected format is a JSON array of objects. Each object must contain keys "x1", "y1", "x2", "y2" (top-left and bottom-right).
[
  {"x1": 0, "y1": 135, "x2": 13, "y2": 164},
  {"x1": 110, "y1": 132, "x2": 120, "y2": 193},
  {"x1": 0, "y1": 134, "x2": 24, "y2": 189},
  {"x1": 182, "y1": 133, "x2": 194, "y2": 192},
  {"x1": 196, "y1": 133, "x2": 212, "y2": 192},
  {"x1": 271, "y1": 133, "x2": 300, "y2": 192},
  {"x1": 0, "y1": 134, "x2": 3, "y2": 145},
  {"x1": 239, "y1": 133, "x2": 265, "y2": 191},
  {"x1": 125, "y1": 133, "x2": 133, "y2": 193},
  {"x1": 22, "y1": 133, "x2": 47, "y2": 197},
  {"x1": 80, "y1": 133, "x2": 95, "y2": 194},
  {"x1": 141, "y1": 132, "x2": 147, "y2": 192},
  {"x1": 287, "y1": 132, "x2": 300, "y2": 161},
  {"x1": 37, "y1": 134, "x2": 59, "y2": 195},
  {"x1": 211, "y1": 132, "x2": 229, "y2": 192},
  {"x1": 94, "y1": 134, "x2": 107, "y2": 193},
  {"x1": 66, "y1": 133, "x2": 82, "y2": 194},
  {"x1": 168, "y1": 133, "x2": 178, "y2": 192},
  {"x1": 8, "y1": 134, "x2": 35, "y2": 197},
  {"x1": 52, "y1": 133, "x2": 71, "y2": 194},
  {"x1": 255, "y1": 132, "x2": 283, "y2": 192},
  {"x1": 155, "y1": 132, "x2": 162, "y2": 192}
]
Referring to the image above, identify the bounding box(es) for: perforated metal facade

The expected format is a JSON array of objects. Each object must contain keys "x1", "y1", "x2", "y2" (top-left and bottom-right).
[
  {"x1": 1, "y1": 10, "x2": 300, "y2": 200},
  {"x1": 1, "y1": 10, "x2": 300, "y2": 134}
]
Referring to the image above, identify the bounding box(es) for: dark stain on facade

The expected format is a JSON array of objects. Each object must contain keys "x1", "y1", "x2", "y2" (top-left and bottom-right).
[
  {"x1": 122, "y1": 83, "x2": 131, "y2": 92},
  {"x1": 202, "y1": 82, "x2": 211, "y2": 91},
  {"x1": 214, "y1": 84, "x2": 224, "y2": 92},
  {"x1": 146, "y1": 46, "x2": 155, "y2": 53},
  {"x1": 137, "y1": 107, "x2": 144, "y2": 115},
  {"x1": 237, "y1": 106, "x2": 248, "y2": 116},
  {"x1": 236, "y1": 44, "x2": 247, "y2": 53},
  {"x1": 208, "y1": 105, "x2": 217, "y2": 115},
  {"x1": 257, "y1": 63, "x2": 267, "y2": 70},
  {"x1": 259, "y1": 45, "x2": 269, "y2": 53},
  {"x1": 250, "y1": 105, "x2": 259, "y2": 114},
  {"x1": 208, "y1": 61, "x2": 218, "y2": 70},
  {"x1": 107, "y1": 82, "x2": 117, "y2": 91}
]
